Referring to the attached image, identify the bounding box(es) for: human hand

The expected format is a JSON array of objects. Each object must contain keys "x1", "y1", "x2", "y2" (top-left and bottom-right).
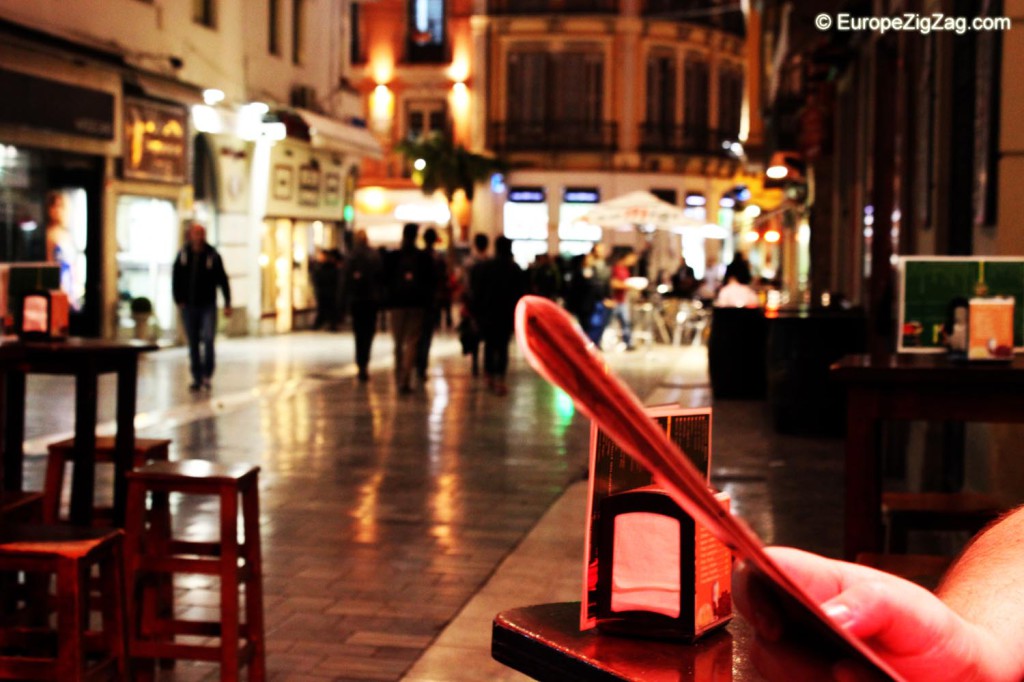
[
  {"x1": 734, "y1": 547, "x2": 1015, "y2": 682},
  {"x1": 224, "y1": 306, "x2": 233, "y2": 317}
]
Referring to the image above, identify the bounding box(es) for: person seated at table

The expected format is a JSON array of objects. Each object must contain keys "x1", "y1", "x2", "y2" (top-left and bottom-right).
[
  {"x1": 714, "y1": 256, "x2": 760, "y2": 308},
  {"x1": 669, "y1": 256, "x2": 699, "y2": 299},
  {"x1": 734, "y1": 505, "x2": 1024, "y2": 682}
]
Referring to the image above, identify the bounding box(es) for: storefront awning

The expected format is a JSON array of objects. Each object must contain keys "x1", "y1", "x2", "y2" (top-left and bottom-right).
[
  {"x1": 294, "y1": 108, "x2": 383, "y2": 160},
  {"x1": 131, "y1": 72, "x2": 205, "y2": 107}
]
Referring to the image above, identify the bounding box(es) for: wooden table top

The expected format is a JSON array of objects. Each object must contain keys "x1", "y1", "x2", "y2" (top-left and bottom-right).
[
  {"x1": 5, "y1": 337, "x2": 158, "y2": 354},
  {"x1": 493, "y1": 602, "x2": 763, "y2": 681},
  {"x1": 0, "y1": 337, "x2": 157, "y2": 373},
  {"x1": 831, "y1": 352, "x2": 1024, "y2": 385}
]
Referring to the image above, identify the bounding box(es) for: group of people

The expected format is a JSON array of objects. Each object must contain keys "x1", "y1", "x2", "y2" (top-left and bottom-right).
[
  {"x1": 170, "y1": 221, "x2": 762, "y2": 395},
  {"x1": 172, "y1": 218, "x2": 770, "y2": 395},
  {"x1": 171, "y1": 221, "x2": 526, "y2": 397},
  {"x1": 562, "y1": 243, "x2": 640, "y2": 351},
  {"x1": 340, "y1": 223, "x2": 525, "y2": 396}
]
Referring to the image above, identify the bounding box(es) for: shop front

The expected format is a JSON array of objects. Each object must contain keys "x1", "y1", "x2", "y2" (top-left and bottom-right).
[
  {"x1": 113, "y1": 97, "x2": 191, "y2": 342},
  {"x1": 557, "y1": 187, "x2": 603, "y2": 257},
  {"x1": 354, "y1": 185, "x2": 452, "y2": 249},
  {"x1": 503, "y1": 186, "x2": 550, "y2": 268},
  {"x1": 488, "y1": 172, "x2": 742, "y2": 275},
  {"x1": 259, "y1": 139, "x2": 349, "y2": 333},
  {"x1": 0, "y1": 60, "x2": 120, "y2": 337},
  {"x1": 192, "y1": 126, "x2": 256, "y2": 338}
]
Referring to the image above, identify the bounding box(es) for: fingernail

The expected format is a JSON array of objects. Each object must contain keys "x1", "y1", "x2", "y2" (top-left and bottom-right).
[{"x1": 823, "y1": 602, "x2": 854, "y2": 629}]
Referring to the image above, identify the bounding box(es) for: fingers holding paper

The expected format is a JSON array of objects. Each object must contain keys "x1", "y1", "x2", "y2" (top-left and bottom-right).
[{"x1": 734, "y1": 547, "x2": 1017, "y2": 682}]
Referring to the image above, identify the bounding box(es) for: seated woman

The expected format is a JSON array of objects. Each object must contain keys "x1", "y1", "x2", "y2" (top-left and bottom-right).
[{"x1": 714, "y1": 256, "x2": 760, "y2": 308}]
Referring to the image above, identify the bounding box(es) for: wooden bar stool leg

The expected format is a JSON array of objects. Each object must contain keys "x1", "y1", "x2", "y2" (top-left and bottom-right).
[
  {"x1": 125, "y1": 478, "x2": 155, "y2": 681},
  {"x1": 242, "y1": 482, "x2": 266, "y2": 681},
  {"x1": 100, "y1": 540, "x2": 128, "y2": 681},
  {"x1": 55, "y1": 557, "x2": 85, "y2": 680},
  {"x1": 150, "y1": 490, "x2": 175, "y2": 670},
  {"x1": 42, "y1": 451, "x2": 66, "y2": 524},
  {"x1": 219, "y1": 484, "x2": 241, "y2": 681}
]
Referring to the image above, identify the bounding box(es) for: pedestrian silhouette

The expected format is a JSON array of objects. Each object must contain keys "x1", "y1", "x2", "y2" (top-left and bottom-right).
[
  {"x1": 469, "y1": 236, "x2": 525, "y2": 395},
  {"x1": 341, "y1": 230, "x2": 383, "y2": 381},
  {"x1": 382, "y1": 223, "x2": 434, "y2": 393}
]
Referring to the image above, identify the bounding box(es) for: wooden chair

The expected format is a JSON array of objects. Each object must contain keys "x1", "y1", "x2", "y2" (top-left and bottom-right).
[
  {"x1": 882, "y1": 491, "x2": 1005, "y2": 553},
  {"x1": 855, "y1": 552, "x2": 953, "y2": 591},
  {"x1": 42, "y1": 437, "x2": 171, "y2": 525},
  {"x1": 0, "y1": 525, "x2": 127, "y2": 680},
  {"x1": 124, "y1": 460, "x2": 266, "y2": 681}
]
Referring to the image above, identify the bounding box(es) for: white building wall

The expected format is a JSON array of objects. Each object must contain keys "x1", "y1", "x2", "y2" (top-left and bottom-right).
[
  {"x1": 0, "y1": 0, "x2": 248, "y2": 99},
  {"x1": 245, "y1": 0, "x2": 351, "y2": 114},
  {"x1": 0, "y1": 0, "x2": 358, "y2": 115}
]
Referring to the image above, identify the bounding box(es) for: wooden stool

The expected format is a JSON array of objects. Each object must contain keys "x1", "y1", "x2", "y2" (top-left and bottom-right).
[
  {"x1": 0, "y1": 525, "x2": 126, "y2": 680},
  {"x1": 43, "y1": 437, "x2": 171, "y2": 524},
  {"x1": 124, "y1": 460, "x2": 265, "y2": 681},
  {"x1": 882, "y1": 491, "x2": 1005, "y2": 552},
  {"x1": 0, "y1": 493, "x2": 45, "y2": 614}
]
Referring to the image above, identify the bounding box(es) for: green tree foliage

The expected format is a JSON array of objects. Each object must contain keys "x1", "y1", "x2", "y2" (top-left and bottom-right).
[{"x1": 394, "y1": 131, "x2": 506, "y2": 251}]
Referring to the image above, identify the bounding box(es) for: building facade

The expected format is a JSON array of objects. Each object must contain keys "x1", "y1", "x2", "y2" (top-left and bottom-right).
[
  {"x1": 758, "y1": 0, "x2": 1024, "y2": 506},
  {"x1": 352, "y1": 0, "x2": 764, "y2": 285},
  {"x1": 760, "y1": 0, "x2": 1021, "y2": 348},
  {"x1": 0, "y1": 0, "x2": 379, "y2": 339}
]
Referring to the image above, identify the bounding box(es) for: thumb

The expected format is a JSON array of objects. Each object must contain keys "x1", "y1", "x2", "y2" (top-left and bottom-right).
[{"x1": 820, "y1": 578, "x2": 955, "y2": 657}]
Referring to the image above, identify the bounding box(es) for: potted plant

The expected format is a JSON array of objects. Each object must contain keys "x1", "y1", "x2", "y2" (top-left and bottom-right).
[{"x1": 129, "y1": 297, "x2": 153, "y2": 340}]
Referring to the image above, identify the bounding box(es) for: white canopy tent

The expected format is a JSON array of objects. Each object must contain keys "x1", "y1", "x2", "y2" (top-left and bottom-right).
[
  {"x1": 579, "y1": 190, "x2": 729, "y2": 282},
  {"x1": 578, "y1": 190, "x2": 704, "y2": 231}
]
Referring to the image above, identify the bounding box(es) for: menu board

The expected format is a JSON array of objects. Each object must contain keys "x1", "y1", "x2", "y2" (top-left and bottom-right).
[
  {"x1": 897, "y1": 256, "x2": 1024, "y2": 352},
  {"x1": 581, "y1": 405, "x2": 712, "y2": 629}
]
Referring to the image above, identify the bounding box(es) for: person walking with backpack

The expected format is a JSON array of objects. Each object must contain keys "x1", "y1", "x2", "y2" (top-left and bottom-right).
[
  {"x1": 172, "y1": 223, "x2": 232, "y2": 391},
  {"x1": 340, "y1": 229, "x2": 383, "y2": 382},
  {"x1": 383, "y1": 223, "x2": 435, "y2": 394}
]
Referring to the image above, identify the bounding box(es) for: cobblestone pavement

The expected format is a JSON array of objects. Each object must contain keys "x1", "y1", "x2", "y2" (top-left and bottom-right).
[{"x1": 19, "y1": 328, "x2": 845, "y2": 681}]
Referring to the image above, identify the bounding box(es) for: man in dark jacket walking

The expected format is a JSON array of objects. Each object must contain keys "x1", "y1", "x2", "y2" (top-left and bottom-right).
[
  {"x1": 383, "y1": 223, "x2": 434, "y2": 394},
  {"x1": 172, "y1": 223, "x2": 232, "y2": 391}
]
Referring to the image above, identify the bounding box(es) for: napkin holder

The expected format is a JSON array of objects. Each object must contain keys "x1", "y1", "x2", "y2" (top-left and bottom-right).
[
  {"x1": 595, "y1": 488, "x2": 732, "y2": 641},
  {"x1": 19, "y1": 289, "x2": 69, "y2": 340}
]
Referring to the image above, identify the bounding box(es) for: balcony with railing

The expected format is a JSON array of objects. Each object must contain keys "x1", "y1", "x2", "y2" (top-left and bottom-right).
[
  {"x1": 638, "y1": 124, "x2": 731, "y2": 156},
  {"x1": 486, "y1": 0, "x2": 619, "y2": 15},
  {"x1": 491, "y1": 121, "x2": 618, "y2": 153},
  {"x1": 641, "y1": 0, "x2": 745, "y2": 35}
]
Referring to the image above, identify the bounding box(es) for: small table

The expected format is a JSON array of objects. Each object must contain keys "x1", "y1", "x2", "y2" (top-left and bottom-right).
[
  {"x1": 492, "y1": 602, "x2": 762, "y2": 681},
  {"x1": 831, "y1": 353, "x2": 1024, "y2": 559},
  {"x1": 0, "y1": 338, "x2": 157, "y2": 526}
]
